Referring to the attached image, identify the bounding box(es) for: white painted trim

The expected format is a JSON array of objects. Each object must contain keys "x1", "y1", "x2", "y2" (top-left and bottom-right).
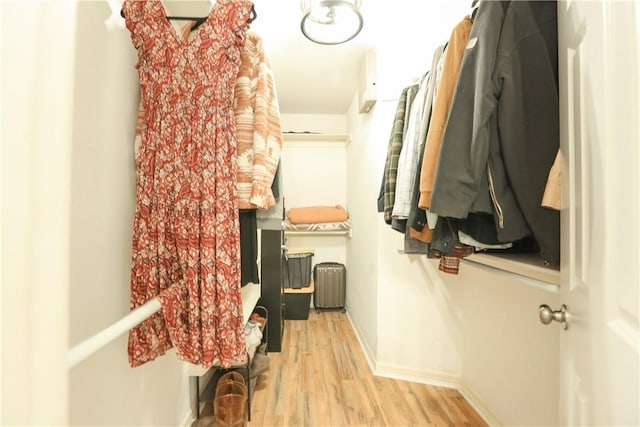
[
  {"x1": 180, "y1": 409, "x2": 194, "y2": 427},
  {"x1": 347, "y1": 309, "x2": 495, "y2": 426},
  {"x1": 345, "y1": 311, "x2": 377, "y2": 374},
  {"x1": 373, "y1": 362, "x2": 499, "y2": 426},
  {"x1": 458, "y1": 383, "x2": 503, "y2": 427},
  {"x1": 374, "y1": 362, "x2": 461, "y2": 390},
  {"x1": 347, "y1": 311, "x2": 461, "y2": 395}
]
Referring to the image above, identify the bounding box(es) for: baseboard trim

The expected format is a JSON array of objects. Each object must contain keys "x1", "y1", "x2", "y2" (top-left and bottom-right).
[
  {"x1": 374, "y1": 362, "x2": 461, "y2": 390},
  {"x1": 180, "y1": 402, "x2": 210, "y2": 427},
  {"x1": 374, "y1": 364, "x2": 501, "y2": 426},
  {"x1": 346, "y1": 311, "x2": 499, "y2": 426},
  {"x1": 180, "y1": 409, "x2": 194, "y2": 427},
  {"x1": 346, "y1": 310, "x2": 459, "y2": 390},
  {"x1": 345, "y1": 310, "x2": 376, "y2": 374},
  {"x1": 458, "y1": 383, "x2": 503, "y2": 427}
]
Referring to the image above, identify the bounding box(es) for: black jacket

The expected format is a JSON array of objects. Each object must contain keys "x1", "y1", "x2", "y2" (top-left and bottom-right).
[
  {"x1": 431, "y1": 1, "x2": 560, "y2": 265},
  {"x1": 490, "y1": 1, "x2": 560, "y2": 264}
]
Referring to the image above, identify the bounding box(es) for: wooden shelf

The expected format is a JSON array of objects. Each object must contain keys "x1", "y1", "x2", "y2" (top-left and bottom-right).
[
  {"x1": 282, "y1": 133, "x2": 351, "y2": 144},
  {"x1": 284, "y1": 281, "x2": 314, "y2": 294},
  {"x1": 286, "y1": 248, "x2": 315, "y2": 255},
  {"x1": 186, "y1": 282, "x2": 261, "y2": 377}
]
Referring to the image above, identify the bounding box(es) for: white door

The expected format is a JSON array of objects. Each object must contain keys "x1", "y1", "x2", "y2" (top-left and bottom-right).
[{"x1": 557, "y1": 1, "x2": 639, "y2": 425}]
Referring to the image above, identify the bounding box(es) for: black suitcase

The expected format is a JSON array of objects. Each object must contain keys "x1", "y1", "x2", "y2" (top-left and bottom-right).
[{"x1": 313, "y1": 262, "x2": 346, "y2": 313}]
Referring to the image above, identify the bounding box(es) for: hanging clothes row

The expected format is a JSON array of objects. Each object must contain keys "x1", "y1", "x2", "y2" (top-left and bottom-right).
[
  {"x1": 123, "y1": 0, "x2": 283, "y2": 368},
  {"x1": 234, "y1": 29, "x2": 284, "y2": 288},
  {"x1": 379, "y1": 0, "x2": 560, "y2": 274}
]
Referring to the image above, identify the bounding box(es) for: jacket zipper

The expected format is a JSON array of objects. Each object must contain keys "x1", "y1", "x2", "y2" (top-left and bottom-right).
[{"x1": 487, "y1": 165, "x2": 505, "y2": 229}]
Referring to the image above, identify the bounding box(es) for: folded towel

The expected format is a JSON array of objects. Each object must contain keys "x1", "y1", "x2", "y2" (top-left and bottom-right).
[{"x1": 287, "y1": 205, "x2": 349, "y2": 224}]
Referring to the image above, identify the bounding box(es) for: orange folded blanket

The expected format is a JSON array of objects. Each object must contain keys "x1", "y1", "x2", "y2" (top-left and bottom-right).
[{"x1": 287, "y1": 205, "x2": 349, "y2": 224}]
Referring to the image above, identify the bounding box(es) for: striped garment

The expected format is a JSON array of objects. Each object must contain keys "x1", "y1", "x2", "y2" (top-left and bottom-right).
[{"x1": 234, "y1": 31, "x2": 283, "y2": 210}]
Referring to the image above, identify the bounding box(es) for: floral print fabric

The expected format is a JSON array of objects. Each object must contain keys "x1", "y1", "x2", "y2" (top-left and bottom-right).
[{"x1": 123, "y1": 0, "x2": 253, "y2": 368}]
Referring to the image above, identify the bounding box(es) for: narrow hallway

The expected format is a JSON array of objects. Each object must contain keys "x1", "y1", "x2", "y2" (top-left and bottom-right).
[{"x1": 194, "y1": 311, "x2": 487, "y2": 426}]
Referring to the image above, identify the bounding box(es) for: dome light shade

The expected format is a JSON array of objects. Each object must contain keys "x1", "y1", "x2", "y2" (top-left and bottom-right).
[{"x1": 300, "y1": 0, "x2": 363, "y2": 45}]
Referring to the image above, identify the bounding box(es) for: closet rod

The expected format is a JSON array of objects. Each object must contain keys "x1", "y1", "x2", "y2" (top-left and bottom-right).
[
  {"x1": 68, "y1": 298, "x2": 161, "y2": 369},
  {"x1": 119, "y1": 5, "x2": 257, "y2": 24}
]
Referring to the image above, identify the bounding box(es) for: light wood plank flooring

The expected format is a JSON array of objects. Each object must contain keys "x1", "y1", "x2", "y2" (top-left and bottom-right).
[{"x1": 194, "y1": 311, "x2": 488, "y2": 427}]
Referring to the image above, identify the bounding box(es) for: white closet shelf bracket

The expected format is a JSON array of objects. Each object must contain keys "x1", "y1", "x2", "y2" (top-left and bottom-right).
[{"x1": 67, "y1": 298, "x2": 161, "y2": 369}]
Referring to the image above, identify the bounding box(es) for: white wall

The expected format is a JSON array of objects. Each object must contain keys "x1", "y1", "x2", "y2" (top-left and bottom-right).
[
  {"x1": 1, "y1": 2, "x2": 77, "y2": 424},
  {"x1": 1, "y1": 2, "x2": 193, "y2": 425},
  {"x1": 343, "y1": 0, "x2": 470, "y2": 387},
  {"x1": 0, "y1": 1, "x2": 563, "y2": 425},
  {"x1": 279, "y1": 114, "x2": 349, "y2": 276},
  {"x1": 455, "y1": 262, "x2": 561, "y2": 426},
  {"x1": 280, "y1": 140, "x2": 347, "y2": 209},
  {"x1": 344, "y1": 96, "x2": 380, "y2": 366},
  {"x1": 346, "y1": 93, "x2": 464, "y2": 387},
  {"x1": 346, "y1": 92, "x2": 562, "y2": 427},
  {"x1": 67, "y1": 2, "x2": 190, "y2": 426},
  {"x1": 341, "y1": 2, "x2": 562, "y2": 425}
]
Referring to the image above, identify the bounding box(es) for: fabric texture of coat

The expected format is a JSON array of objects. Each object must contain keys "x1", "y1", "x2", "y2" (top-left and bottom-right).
[
  {"x1": 430, "y1": 1, "x2": 511, "y2": 219},
  {"x1": 406, "y1": 44, "x2": 446, "y2": 245},
  {"x1": 487, "y1": 1, "x2": 560, "y2": 264},
  {"x1": 418, "y1": 16, "x2": 473, "y2": 210},
  {"x1": 377, "y1": 84, "x2": 419, "y2": 224},
  {"x1": 234, "y1": 31, "x2": 283, "y2": 210}
]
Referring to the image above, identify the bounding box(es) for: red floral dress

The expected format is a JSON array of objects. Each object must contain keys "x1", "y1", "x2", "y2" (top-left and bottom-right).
[{"x1": 123, "y1": 0, "x2": 252, "y2": 368}]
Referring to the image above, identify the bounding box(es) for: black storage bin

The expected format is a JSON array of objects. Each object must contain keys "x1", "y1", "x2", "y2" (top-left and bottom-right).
[
  {"x1": 284, "y1": 291, "x2": 312, "y2": 320},
  {"x1": 284, "y1": 250, "x2": 314, "y2": 289}
]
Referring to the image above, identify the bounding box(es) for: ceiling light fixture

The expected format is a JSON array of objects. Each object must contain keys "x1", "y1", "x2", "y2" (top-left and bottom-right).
[{"x1": 300, "y1": 0, "x2": 363, "y2": 45}]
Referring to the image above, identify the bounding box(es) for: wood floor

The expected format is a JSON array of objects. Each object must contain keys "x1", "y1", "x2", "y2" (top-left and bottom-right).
[{"x1": 194, "y1": 310, "x2": 488, "y2": 427}]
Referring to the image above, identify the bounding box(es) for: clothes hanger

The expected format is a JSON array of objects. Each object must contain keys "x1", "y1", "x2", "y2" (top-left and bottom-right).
[
  {"x1": 470, "y1": 0, "x2": 480, "y2": 19},
  {"x1": 119, "y1": 4, "x2": 257, "y2": 29}
]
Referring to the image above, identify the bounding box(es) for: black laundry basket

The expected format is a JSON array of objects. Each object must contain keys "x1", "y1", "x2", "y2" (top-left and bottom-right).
[{"x1": 284, "y1": 250, "x2": 314, "y2": 289}]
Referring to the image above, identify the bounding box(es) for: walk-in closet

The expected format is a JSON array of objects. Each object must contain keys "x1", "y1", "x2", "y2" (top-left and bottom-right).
[{"x1": 2, "y1": 1, "x2": 638, "y2": 426}]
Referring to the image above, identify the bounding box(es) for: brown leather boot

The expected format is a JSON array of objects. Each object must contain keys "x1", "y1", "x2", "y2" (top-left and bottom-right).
[
  {"x1": 213, "y1": 377, "x2": 247, "y2": 427},
  {"x1": 215, "y1": 371, "x2": 246, "y2": 396},
  {"x1": 213, "y1": 393, "x2": 246, "y2": 427}
]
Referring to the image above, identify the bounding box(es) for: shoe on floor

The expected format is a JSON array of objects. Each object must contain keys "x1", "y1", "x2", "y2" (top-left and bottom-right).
[{"x1": 250, "y1": 353, "x2": 270, "y2": 378}]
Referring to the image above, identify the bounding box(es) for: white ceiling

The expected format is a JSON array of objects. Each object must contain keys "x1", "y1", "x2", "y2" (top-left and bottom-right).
[
  {"x1": 250, "y1": 0, "x2": 470, "y2": 115},
  {"x1": 249, "y1": 0, "x2": 373, "y2": 114},
  {"x1": 164, "y1": 1, "x2": 470, "y2": 115}
]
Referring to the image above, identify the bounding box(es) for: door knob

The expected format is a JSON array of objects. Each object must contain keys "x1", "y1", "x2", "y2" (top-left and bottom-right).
[{"x1": 539, "y1": 304, "x2": 569, "y2": 330}]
